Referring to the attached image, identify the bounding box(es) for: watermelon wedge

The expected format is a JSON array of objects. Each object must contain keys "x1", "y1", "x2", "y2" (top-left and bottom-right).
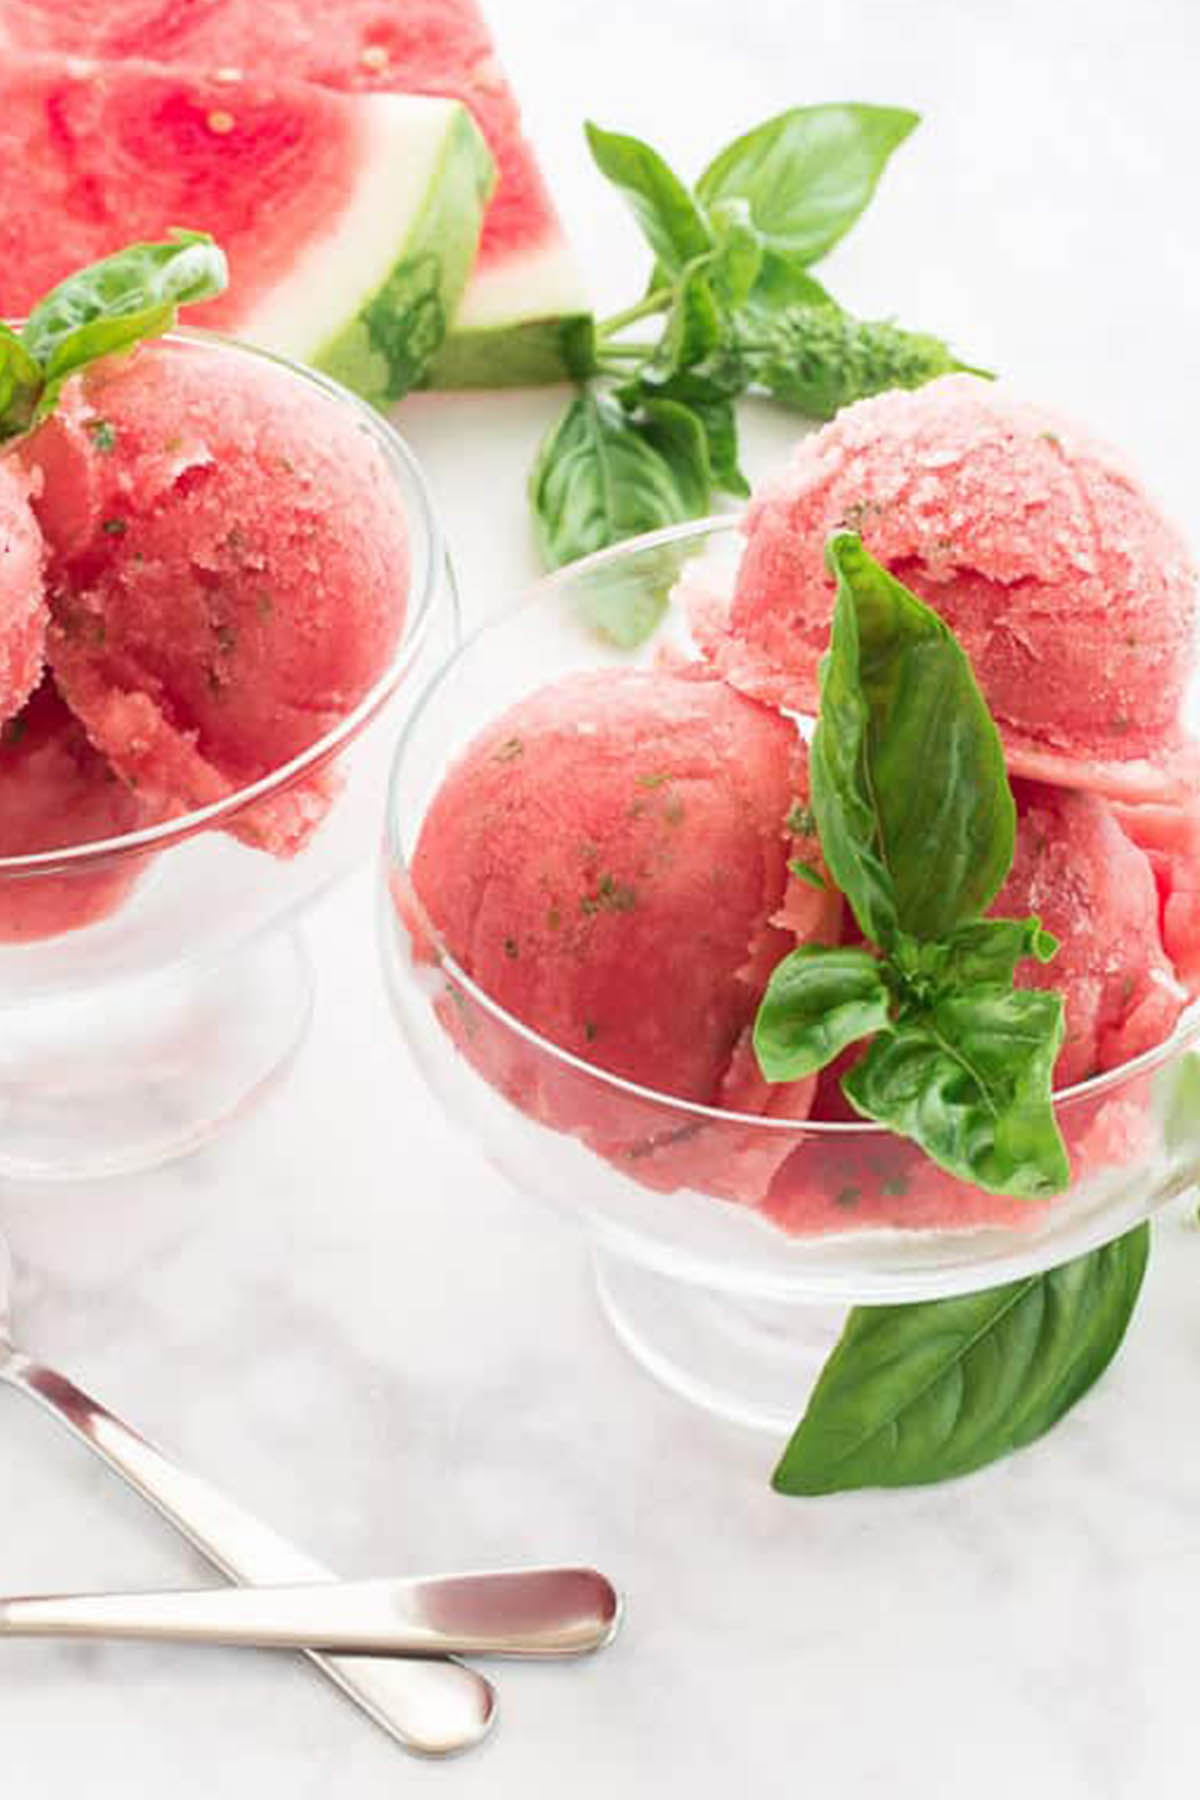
[
  {"x1": 0, "y1": 0, "x2": 593, "y2": 387},
  {"x1": 0, "y1": 54, "x2": 494, "y2": 407}
]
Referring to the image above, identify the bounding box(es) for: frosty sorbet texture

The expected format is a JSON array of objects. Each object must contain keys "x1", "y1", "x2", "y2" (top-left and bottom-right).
[
  {"x1": 0, "y1": 458, "x2": 47, "y2": 726},
  {"x1": 410, "y1": 667, "x2": 840, "y2": 1130},
  {"x1": 0, "y1": 679, "x2": 153, "y2": 941},
  {"x1": 22, "y1": 339, "x2": 410, "y2": 852},
  {"x1": 696, "y1": 375, "x2": 1197, "y2": 798},
  {"x1": 998, "y1": 781, "x2": 1187, "y2": 1086}
]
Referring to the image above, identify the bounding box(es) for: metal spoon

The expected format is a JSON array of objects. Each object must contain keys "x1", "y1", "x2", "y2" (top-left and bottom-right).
[
  {"x1": 0, "y1": 1567, "x2": 621, "y2": 1657},
  {"x1": 0, "y1": 1231, "x2": 496, "y2": 1756}
]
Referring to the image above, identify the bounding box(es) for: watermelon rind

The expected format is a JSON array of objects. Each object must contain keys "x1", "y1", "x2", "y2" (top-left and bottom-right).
[
  {"x1": 428, "y1": 239, "x2": 595, "y2": 388},
  {"x1": 424, "y1": 308, "x2": 595, "y2": 388},
  {"x1": 239, "y1": 95, "x2": 494, "y2": 406}
]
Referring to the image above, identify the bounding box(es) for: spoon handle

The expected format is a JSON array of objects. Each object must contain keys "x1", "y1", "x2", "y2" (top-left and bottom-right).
[
  {"x1": 0, "y1": 1567, "x2": 620, "y2": 1658},
  {"x1": 0, "y1": 1349, "x2": 495, "y2": 1756}
]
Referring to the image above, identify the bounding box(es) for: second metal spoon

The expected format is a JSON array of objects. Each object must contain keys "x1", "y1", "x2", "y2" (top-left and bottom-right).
[
  {"x1": 0, "y1": 1232, "x2": 494, "y2": 1755},
  {"x1": 0, "y1": 1568, "x2": 621, "y2": 1658}
]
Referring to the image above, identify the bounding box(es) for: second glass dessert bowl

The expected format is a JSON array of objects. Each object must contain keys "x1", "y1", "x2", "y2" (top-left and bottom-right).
[
  {"x1": 0, "y1": 330, "x2": 455, "y2": 1181},
  {"x1": 382, "y1": 519, "x2": 1200, "y2": 1432}
]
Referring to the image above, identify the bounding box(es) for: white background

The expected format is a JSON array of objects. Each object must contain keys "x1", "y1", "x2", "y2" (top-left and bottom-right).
[{"x1": 3, "y1": 1, "x2": 1200, "y2": 1793}]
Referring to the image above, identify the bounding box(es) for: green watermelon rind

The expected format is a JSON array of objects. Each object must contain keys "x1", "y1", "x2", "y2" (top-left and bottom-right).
[
  {"x1": 309, "y1": 103, "x2": 495, "y2": 406},
  {"x1": 423, "y1": 308, "x2": 596, "y2": 387}
]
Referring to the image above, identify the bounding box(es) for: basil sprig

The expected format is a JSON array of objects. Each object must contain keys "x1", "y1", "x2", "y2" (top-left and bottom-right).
[
  {"x1": 772, "y1": 1225, "x2": 1150, "y2": 1494},
  {"x1": 530, "y1": 389, "x2": 708, "y2": 569},
  {"x1": 754, "y1": 532, "x2": 1070, "y2": 1200},
  {"x1": 0, "y1": 231, "x2": 227, "y2": 441},
  {"x1": 694, "y1": 103, "x2": 920, "y2": 267},
  {"x1": 530, "y1": 107, "x2": 980, "y2": 631}
]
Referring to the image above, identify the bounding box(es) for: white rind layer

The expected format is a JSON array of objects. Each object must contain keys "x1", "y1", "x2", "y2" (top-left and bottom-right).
[
  {"x1": 238, "y1": 92, "x2": 467, "y2": 359},
  {"x1": 452, "y1": 237, "x2": 588, "y2": 331}
]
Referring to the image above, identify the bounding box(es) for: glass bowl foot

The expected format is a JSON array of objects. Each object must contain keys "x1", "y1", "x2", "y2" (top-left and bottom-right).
[
  {"x1": 591, "y1": 1244, "x2": 847, "y2": 1434},
  {"x1": 0, "y1": 929, "x2": 314, "y2": 1181}
]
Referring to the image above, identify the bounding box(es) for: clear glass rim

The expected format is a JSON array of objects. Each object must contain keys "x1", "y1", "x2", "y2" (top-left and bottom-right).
[
  {"x1": 386, "y1": 514, "x2": 1200, "y2": 1139},
  {"x1": 0, "y1": 325, "x2": 443, "y2": 877}
]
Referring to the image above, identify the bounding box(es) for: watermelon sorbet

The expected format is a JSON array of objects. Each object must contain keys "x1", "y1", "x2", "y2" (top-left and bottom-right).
[
  {"x1": 404, "y1": 382, "x2": 1199, "y2": 1239},
  {"x1": 690, "y1": 375, "x2": 1199, "y2": 805},
  {"x1": 0, "y1": 335, "x2": 412, "y2": 941},
  {"x1": 0, "y1": 457, "x2": 46, "y2": 727},
  {"x1": 0, "y1": 679, "x2": 153, "y2": 942},
  {"x1": 406, "y1": 672, "x2": 1197, "y2": 1234},
  {"x1": 409, "y1": 668, "x2": 841, "y2": 1178}
]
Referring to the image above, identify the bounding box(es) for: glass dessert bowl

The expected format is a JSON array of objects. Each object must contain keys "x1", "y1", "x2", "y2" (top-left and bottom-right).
[
  {"x1": 381, "y1": 518, "x2": 1200, "y2": 1433},
  {"x1": 0, "y1": 330, "x2": 454, "y2": 1181}
]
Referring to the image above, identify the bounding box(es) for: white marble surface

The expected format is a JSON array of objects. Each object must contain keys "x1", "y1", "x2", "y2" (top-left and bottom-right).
[{"x1": 3, "y1": 0, "x2": 1200, "y2": 1793}]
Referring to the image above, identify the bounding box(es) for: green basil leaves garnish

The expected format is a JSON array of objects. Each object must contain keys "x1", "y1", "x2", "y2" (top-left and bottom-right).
[
  {"x1": 694, "y1": 103, "x2": 919, "y2": 267},
  {"x1": 812, "y1": 531, "x2": 1016, "y2": 944},
  {"x1": 753, "y1": 533, "x2": 1069, "y2": 1200},
  {"x1": 529, "y1": 390, "x2": 709, "y2": 575},
  {"x1": 752, "y1": 946, "x2": 891, "y2": 1083},
  {"x1": 529, "y1": 107, "x2": 978, "y2": 641},
  {"x1": 0, "y1": 231, "x2": 227, "y2": 440},
  {"x1": 0, "y1": 324, "x2": 45, "y2": 442},
  {"x1": 584, "y1": 122, "x2": 712, "y2": 276},
  {"x1": 772, "y1": 1226, "x2": 1149, "y2": 1494},
  {"x1": 842, "y1": 989, "x2": 1069, "y2": 1198}
]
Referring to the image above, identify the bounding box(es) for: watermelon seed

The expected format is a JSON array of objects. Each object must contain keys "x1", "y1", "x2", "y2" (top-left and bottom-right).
[{"x1": 206, "y1": 110, "x2": 237, "y2": 136}]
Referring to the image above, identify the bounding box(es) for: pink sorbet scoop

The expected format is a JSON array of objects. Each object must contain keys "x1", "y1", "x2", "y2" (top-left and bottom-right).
[
  {"x1": 21, "y1": 337, "x2": 410, "y2": 853},
  {"x1": 692, "y1": 374, "x2": 1198, "y2": 803},
  {"x1": 0, "y1": 678, "x2": 156, "y2": 942},
  {"x1": 406, "y1": 667, "x2": 841, "y2": 1197},
  {"x1": 0, "y1": 456, "x2": 47, "y2": 728}
]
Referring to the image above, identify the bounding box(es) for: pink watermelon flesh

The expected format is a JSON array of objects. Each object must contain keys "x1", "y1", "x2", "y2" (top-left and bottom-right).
[
  {"x1": 0, "y1": 52, "x2": 389, "y2": 330},
  {"x1": 0, "y1": 677, "x2": 155, "y2": 942},
  {"x1": 0, "y1": 0, "x2": 569, "y2": 299},
  {"x1": 22, "y1": 338, "x2": 410, "y2": 855}
]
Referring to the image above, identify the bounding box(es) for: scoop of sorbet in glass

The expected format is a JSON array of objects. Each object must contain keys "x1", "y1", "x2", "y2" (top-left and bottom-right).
[
  {"x1": 21, "y1": 338, "x2": 411, "y2": 854},
  {"x1": 407, "y1": 666, "x2": 842, "y2": 1195},
  {"x1": 689, "y1": 374, "x2": 1198, "y2": 805}
]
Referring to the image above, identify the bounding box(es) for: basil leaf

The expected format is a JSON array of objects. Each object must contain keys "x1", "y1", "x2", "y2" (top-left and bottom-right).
[
  {"x1": 636, "y1": 395, "x2": 711, "y2": 511},
  {"x1": 754, "y1": 945, "x2": 891, "y2": 1082},
  {"x1": 744, "y1": 305, "x2": 979, "y2": 421},
  {"x1": 23, "y1": 231, "x2": 228, "y2": 394},
  {"x1": 895, "y1": 917, "x2": 1058, "y2": 993},
  {"x1": 584, "y1": 122, "x2": 712, "y2": 276},
  {"x1": 0, "y1": 324, "x2": 45, "y2": 441},
  {"x1": 706, "y1": 198, "x2": 763, "y2": 306},
  {"x1": 812, "y1": 533, "x2": 1015, "y2": 945},
  {"x1": 624, "y1": 368, "x2": 748, "y2": 498},
  {"x1": 574, "y1": 540, "x2": 692, "y2": 651},
  {"x1": 789, "y1": 859, "x2": 828, "y2": 891},
  {"x1": 658, "y1": 262, "x2": 724, "y2": 376},
  {"x1": 696, "y1": 104, "x2": 919, "y2": 267},
  {"x1": 772, "y1": 1224, "x2": 1149, "y2": 1494},
  {"x1": 529, "y1": 390, "x2": 710, "y2": 572},
  {"x1": 842, "y1": 987, "x2": 1069, "y2": 1197},
  {"x1": 740, "y1": 251, "x2": 839, "y2": 321}
]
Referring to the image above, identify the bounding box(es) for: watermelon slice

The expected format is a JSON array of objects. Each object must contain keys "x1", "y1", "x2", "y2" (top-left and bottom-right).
[
  {"x1": 0, "y1": 53, "x2": 494, "y2": 407},
  {"x1": 0, "y1": 0, "x2": 593, "y2": 387}
]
